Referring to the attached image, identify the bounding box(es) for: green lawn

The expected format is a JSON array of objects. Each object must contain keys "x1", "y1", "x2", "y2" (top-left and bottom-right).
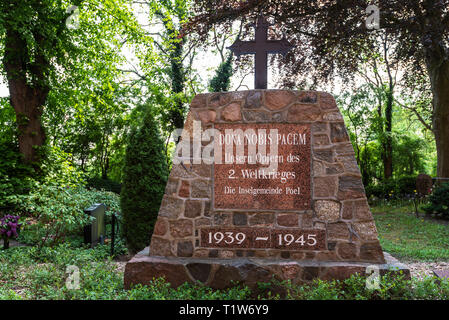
[{"x1": 373, "y1": 209, "x2": 449, "y2": 262}]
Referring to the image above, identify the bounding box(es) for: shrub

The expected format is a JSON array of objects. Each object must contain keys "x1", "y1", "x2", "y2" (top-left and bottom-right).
[
  {"x1": 0, "y1": 215, "x2": 21, "y2": 249},
  {"x1": 366, "y1": 175, "x2": 417, "y2": 199},
  {"x1": 0, "y1": 141, "x2": 34, "y2": 210},
  {"x1": 282, "y1": 272, "x2": 419, "y2": 300},
  {"x1": 365, "y1": 184, "x2": 384, "y2": 199},
  {"x1": 11, "y1": 184, "x2": 120, "y2": 248},
  {"x1": 87, "y1": 177, "x2": 121, "y2": 194},
  {"x1": 423, "y1": 182, "x2": 449, "y2": 217},
  {"x1": 396, "y1": 176, "x2": 417, "y2": 196},
  {"x1": 41, "y1": 146, "x2": 86, "y2": 187},
  {"x1": 120, "y1": 107, "x2": 168, "y2": 253}
]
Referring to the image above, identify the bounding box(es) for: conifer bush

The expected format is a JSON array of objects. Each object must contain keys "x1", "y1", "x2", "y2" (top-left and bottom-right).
[
  {"x1": 208, "y1": 55, "x2": 233, "y2": 92},
  {"x1": 120, "y1": 108, "x2": 168, "y2": 253}
]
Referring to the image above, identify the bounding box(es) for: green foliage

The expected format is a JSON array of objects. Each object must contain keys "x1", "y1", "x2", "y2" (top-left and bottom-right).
[
  {"x1": 339, "y1": 84, "x2": 436, "y2": 189},
  {"x1": 35, "y1": 0, "x2": 144, "y2": 180},
  {"x1": 0, "y1": 244, "x2": 120, "y2": 300},
  {"x1": 11, "y1": 184, "x2": 120, "y2": 248},
  {"x1": 366, "y1": 175, "x2": 417, "y2": 199},
  {"x1": 282, "y1": 273, "x2": 449, "y2": 300},
  {"x1": 396, "y1": 176, "x2": 419, "y2": 196},
  {"x1": 412, "y1": 277, "x2": 449, "y2": 300},
  {"x1": 0, "y1": 141, "x2": 90, "y2": 211},
  {"x1": 0, "y1": 141, "x2": 34, "y2": 209},
  {"x1": 0, "y1": 0, "x2": 142, "y2": 167},
  {"x1": 393, "y1": 135, "x2": 427, "y2": 176},
  {"x1": 121, "y1": 107, "x2": 168, "y2": 253},
  {"x1": 87, "y1": 176, "x2": 122, "y2": 194},
  {"x1": 288, "y1": 279, "x2": 341, "y2": 300},
  {"x1": 209, "y1": 55, "x2": 233, "y2": 92},
  {"x1": 424, "y1": 182, "x2": 449, "y2": 217},
  {"x1": 137, "y1": 0, "x2": 199, "y2": 135},
  {"x1": 41, "y1": 146, "x2": 87, "y2": 187},
  {"x1": 0, "y1": 98, "x2": 15, "y2": 143},
  {"x1": 0, "y1": 244, "x2": 251, "y2": 300},
  {"x1": 127, "y1": 280, "x2": 252, "y2": 300}
]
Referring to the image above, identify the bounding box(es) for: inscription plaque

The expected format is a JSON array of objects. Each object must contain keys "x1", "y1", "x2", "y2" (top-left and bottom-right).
[
  {"x1": 214, "y1": 123, "x2": 311, "y2": 210},
  {"x1": 201, "y1": 227, "x2": 326, "y2": 251}
]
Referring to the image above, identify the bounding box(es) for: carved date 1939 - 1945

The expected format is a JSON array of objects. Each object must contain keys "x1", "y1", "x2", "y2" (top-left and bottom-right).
[{"x1": 200, "y1": 227, "x2": 326, "y2": 251}]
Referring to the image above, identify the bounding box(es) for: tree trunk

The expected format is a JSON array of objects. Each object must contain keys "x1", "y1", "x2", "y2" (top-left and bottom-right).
[
  {"x1": 170, "y1": 36, "x2": 186, "y2": 130},
  {"x1": 383, "y1": 34, "x2": 394, "y2": 180},
  {"x1": 3, "y1": 29, "x2": 48, "y2": 166},
  {"x1": 384, "y1": 88, "x2": 394, "y2": 180},
  {"x1": 11, "y1": 86, "x2": 47, "y2": 165},
  {"x1": 429, "y1": 58, "x2": 449, "y2": 178},
  {"x1": 377, "y1": 102, "x2": 390, "y2": 181},
  {"x1": 361, "y1": 142, "x2": 370, "y2": 187}
]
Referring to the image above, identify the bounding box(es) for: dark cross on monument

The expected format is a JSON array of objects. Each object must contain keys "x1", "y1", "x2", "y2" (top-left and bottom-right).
[{"x1": 228, "y1": 16, "x2": 294, "y2": 89}]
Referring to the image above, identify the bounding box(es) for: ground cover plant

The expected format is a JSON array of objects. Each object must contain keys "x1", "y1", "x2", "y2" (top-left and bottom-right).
[{"x1": 424, "y1": 182, "x2": 449, "y2": 218}]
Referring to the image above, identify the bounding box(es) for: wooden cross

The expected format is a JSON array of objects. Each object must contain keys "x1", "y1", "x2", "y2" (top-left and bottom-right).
[{"x1": 228, "y1": 16, "x2": 294, "y2": 89}]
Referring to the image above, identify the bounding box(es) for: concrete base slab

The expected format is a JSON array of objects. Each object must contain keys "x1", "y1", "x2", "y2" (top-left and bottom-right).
[
  {"x1": 124, "y1": 248, "x2": 410, "y2": 290},
  {"x1": 433, "y1": 269, "x2": 449, "y2": 282}
]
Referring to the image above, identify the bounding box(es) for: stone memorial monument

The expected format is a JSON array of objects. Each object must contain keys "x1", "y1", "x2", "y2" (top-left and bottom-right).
[{"x1": 124, "y1": 17, "x2": 409, "y2": 290}]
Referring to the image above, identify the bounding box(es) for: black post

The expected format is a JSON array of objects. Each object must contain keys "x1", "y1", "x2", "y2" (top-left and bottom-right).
[
  {"x1": 2, "y1": 236, "x2": 9, "y2": 250},
  {"x1": 110, "y1": 214, "x2": 116, "y2": 256},
  {"x1": 413, "y1": 195, "x2": 419, "y2": 218}
]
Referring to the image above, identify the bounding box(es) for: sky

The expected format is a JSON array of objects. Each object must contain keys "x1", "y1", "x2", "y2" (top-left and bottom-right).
[{"x1": 0, "y1": 78, "x2": 7, "y2": 97}]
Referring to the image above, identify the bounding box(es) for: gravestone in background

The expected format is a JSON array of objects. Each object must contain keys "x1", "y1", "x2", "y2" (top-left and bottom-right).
[
  {"x1": 84, "y1": 203, "x2": 106, "y2": 248},
  {"x1": 416, "y1": 174, "x2": 433, "y2": 196},
  {"x1": 124, "y1": 90, "x2": 409, "y2": 289}
]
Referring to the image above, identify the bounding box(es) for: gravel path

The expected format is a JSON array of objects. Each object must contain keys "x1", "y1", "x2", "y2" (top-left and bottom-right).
[
  {"x1": 115, "y1": 261, "x2": 127, "y2": 273},
  {"x1": 407, "y1": 261, "x2": 449, "y2": 281}
]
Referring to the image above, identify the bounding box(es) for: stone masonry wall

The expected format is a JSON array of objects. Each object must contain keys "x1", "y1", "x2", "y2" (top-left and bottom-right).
[{"x1": 149, "y1": 90, "x2": 385, "y2": 264}]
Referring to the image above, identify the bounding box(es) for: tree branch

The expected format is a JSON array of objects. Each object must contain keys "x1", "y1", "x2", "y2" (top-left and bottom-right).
[{"x1": 395, "y1": 98, "x2": 433, "y2": 131}]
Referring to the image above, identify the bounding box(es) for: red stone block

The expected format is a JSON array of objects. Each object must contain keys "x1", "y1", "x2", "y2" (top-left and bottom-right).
[
  {"x1": 277, "y1": 213, "x2": 299, "y2": 227},
  {"x1": 265, "y1": 90, "x2": 296, "y2": 110},
  {"x1": 178, "y1": 180, "x2": 190, "y2": 198}
]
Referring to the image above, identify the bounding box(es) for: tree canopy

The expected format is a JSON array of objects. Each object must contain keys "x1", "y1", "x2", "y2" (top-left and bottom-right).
[
  {"x1": 186, "y1": 0, "x2": 449, "y2": 177},
  {"x1": 0, "y1": 0, "x2": 444, "y2": 197}
]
